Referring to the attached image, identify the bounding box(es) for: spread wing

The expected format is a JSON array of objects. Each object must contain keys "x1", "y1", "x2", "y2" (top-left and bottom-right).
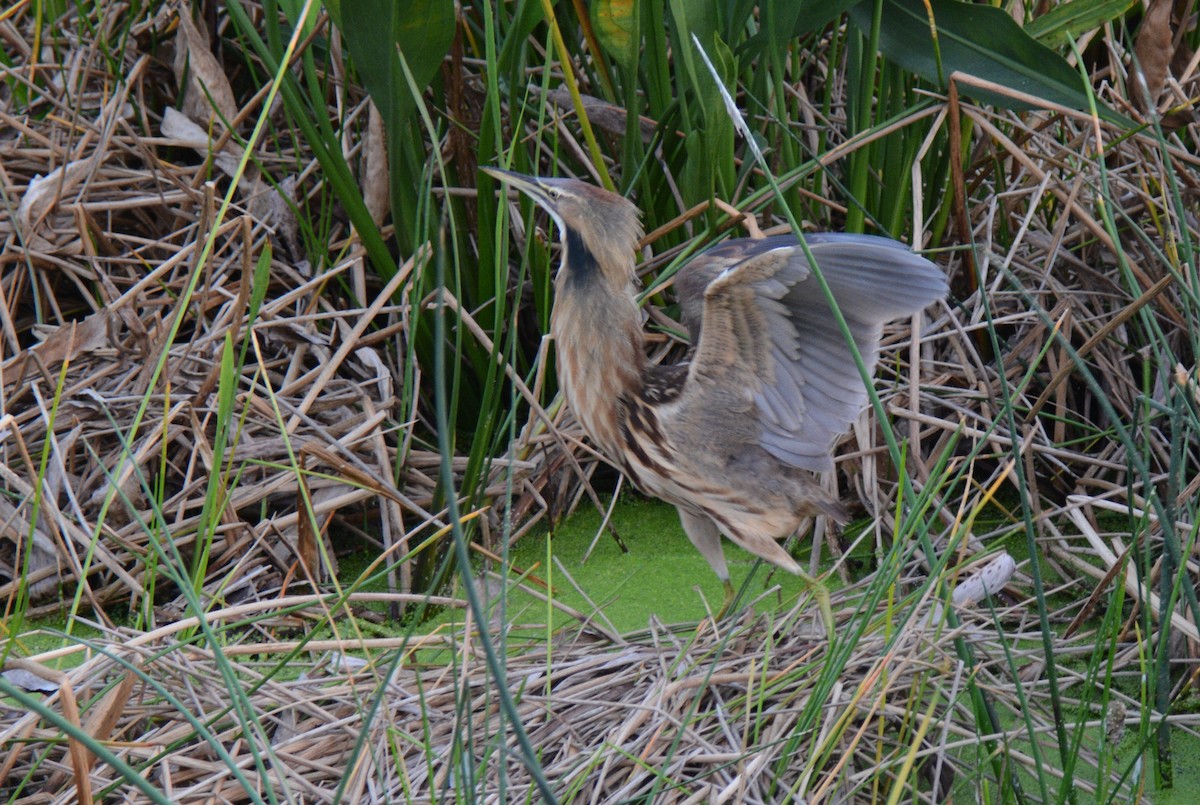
[{"x1": 675, "y1": 233, "x2": 947, "y2": 472}]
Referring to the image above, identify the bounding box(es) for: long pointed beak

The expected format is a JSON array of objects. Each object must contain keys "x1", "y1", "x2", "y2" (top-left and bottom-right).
[{"x1": 481, "y1": 167, "x2": 552, "y2": 208}]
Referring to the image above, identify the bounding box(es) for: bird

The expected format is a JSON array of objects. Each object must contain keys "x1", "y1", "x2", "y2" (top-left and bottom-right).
[{"x1": 484, "y1": 167, "x2": 947, "y2": 622}]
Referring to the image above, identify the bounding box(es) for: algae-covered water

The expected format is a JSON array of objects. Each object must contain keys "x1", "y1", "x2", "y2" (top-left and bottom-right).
[{"x1": 498, "y1": 495, "x2": 821, "y2": 633}]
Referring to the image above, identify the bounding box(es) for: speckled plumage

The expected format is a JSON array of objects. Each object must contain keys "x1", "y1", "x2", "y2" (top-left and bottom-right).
[{"x1": 485, "y1": 168, "x2": 947, "y2": 610}]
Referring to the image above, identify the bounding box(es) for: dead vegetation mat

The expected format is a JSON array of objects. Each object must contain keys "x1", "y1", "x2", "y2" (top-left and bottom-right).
[{"x1": 0, "y1": 575, "x2": 1144, "y2": 802}]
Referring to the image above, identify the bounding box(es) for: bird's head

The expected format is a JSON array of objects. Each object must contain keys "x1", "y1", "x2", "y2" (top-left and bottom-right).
[{"x1": 483, "y1": 167, "x2": 642, "y2": 289}]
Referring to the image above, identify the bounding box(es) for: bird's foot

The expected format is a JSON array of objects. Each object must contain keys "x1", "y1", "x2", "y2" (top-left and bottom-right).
[
  {"x1": 714, "y1": 579, "x2": 737, "y2": 621},
  {"x1": 798, "y1": 569, "x2": 836, "y2": 643}
]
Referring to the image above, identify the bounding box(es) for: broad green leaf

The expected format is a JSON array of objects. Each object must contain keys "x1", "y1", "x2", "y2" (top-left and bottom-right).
[
  {"x1": 849, "y1": 0, "x2": 1133, "y2": 127},
  {"x1": 328, "y1": 0, "x2": 455, "y2": 133},
  {"x1": 591, "y1": 0, "x2": 637, "y2": 70},
  {"x1": 1025, "y1": 0, "x2": 1137, "y2": 47},
  {"x1": 793, "y1": 0, "x2": 862, "y2": 36},
  {"x1": 327, "y1": 0, "x2": 455, "y2": 255},
  {"x1": 671, "y1": 2, "x2": 737, "y2": 201},
  {"x1": 668, "y1": 0, "x2": 716, "y2": 112}
]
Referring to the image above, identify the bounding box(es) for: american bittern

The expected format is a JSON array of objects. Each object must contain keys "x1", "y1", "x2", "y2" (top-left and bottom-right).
[{"x1": 485, "y1": 168, "x2": 946, "y2": 620}]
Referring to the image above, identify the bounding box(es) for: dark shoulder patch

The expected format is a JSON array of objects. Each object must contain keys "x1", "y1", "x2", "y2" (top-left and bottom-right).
[
  {"x1": 564, "y1": 227, "x2": 600, "y2": 288},
  {"x1": 640, "y1": 363, "x2": 688, "y2": 405}
]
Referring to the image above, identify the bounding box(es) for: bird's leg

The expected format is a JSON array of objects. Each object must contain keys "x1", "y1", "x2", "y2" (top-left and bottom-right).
[
  {"x1": 677, "y1": 506, "x2": 836, "y2": 633},
  {"x1": 678, "y1": 508, "x2": 735, "y2": 619},
  {"x1": 718, "y1": 579, "x2": 736, "y2": 621}
]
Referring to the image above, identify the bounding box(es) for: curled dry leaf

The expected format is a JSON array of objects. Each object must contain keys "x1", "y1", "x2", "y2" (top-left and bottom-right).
[
  {"x1": 160, "y1": 108, "x2": 302, "y2": 261},
  {"x1": 539, "y1": 86, "x2": 658, "y2": 143},
  {"x1": 363, "y1": 100, "x2": 390, "y2": 228},
  {"x1": 248, "y1": 175, "x2": 304, "y2": 268},
  {"x1": 40, "y1": 667, "x2": 138, "y2": 794},
  {"x1": 173, "y1": 1, "x2": 238, "y2": 127},
  {"x1": 0, "y1": 496, "x2": 60, "y2": 607},
  {"x1": 17, "y1": 160, "x2": 92, "y2": 243},
  {"x1": 3, "y1": 309, "x2": 117, "y2": 378},
  {"x1": 1132, "y1": 0, "x2": 1174, "y2": 113},
  {"x1": 159, "y1": 106, "x2": 240, "y2": 178},
  {"x1": 354, "y1": 346, "x2": 393, "y2": 402},
  {"x1": 921, "y1": 552, "x2": 1017, "y2": 630},
  {"x1": 952, "y1": 552, "x2": 1017, "y2": 607},
  {"x1": 0, "y1": 668, "x2": 59, "y2": 694},
  {"x1": 287, "y1": 483, "x2": 343, "y2": 584}
]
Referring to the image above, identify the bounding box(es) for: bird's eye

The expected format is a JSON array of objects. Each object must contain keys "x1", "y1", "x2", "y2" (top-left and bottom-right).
[{"x1": 547, "y1": 186, "x2": 563, "y2": 199}]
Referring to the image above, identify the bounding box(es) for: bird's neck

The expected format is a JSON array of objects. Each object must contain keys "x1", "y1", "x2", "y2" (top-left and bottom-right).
[{"x1": 551, "y1": 272, "x2": 645, "y2": 460}]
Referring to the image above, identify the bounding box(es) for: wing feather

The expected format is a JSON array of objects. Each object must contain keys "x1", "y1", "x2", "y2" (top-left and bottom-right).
[{"x1": 676, "y1": 233, "x2": 947, "y2": 473}]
